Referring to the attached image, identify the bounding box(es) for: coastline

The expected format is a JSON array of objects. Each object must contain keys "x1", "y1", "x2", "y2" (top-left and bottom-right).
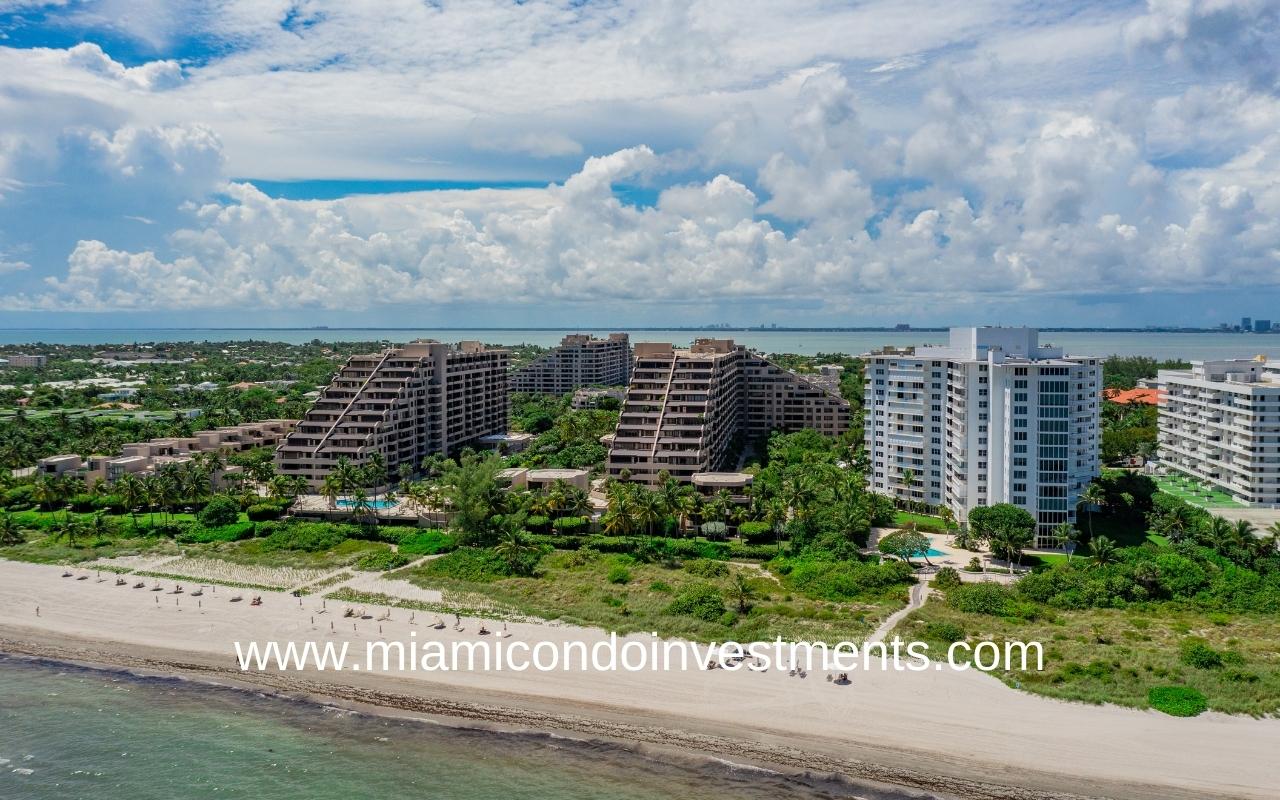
[{"x1": 2, "y1": 559, "x2": 1275, "y2": 800}]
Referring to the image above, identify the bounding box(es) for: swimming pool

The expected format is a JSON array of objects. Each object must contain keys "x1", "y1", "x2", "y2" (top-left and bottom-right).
[
  {"x1": 912, "y1": 548, "x2": 947, "y2": 557},
  {"x1": 336, "y1": 498, "x2": 398, "y2": 509}
]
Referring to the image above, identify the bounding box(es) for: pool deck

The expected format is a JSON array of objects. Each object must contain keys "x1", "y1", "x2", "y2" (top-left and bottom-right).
[{"x1": 867, "y1": 528, "x2": 1019, "y2": 584}]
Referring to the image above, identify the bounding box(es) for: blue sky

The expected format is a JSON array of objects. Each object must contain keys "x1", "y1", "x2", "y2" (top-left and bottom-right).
[{"x1": 0, "y1": 0, "x2": 1278, "y2": 328}]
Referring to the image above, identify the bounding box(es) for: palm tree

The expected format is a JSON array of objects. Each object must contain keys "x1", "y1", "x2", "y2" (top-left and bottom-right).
[
  {"x1": 86, "y1": 511, "x2": 111, "y2": 542},
  {"x1": 1080, "y1": 482, "x2": 1107, "y2": 538},
  {"x1": 51, "y1": 517, "x2": 82, "y2": 547},
  {"x1": 115, "y1": 473, "x2": 146, "y2": 531},
  {"x1": 1053, "y1": 522, "x2": 1080, "y2": 562},
  {"x1": 634, "y1": 489, "x2": 664, "y2": 536},
  {"x1": 1266, "y1": 521, "x2": 1280, "y2": 555},
  {"x1": 332, "y1": 456, "x2": 358, "y2": 501},
  {"x1": 493, "y1": 528, "x2": 539, "y2": 576},
  {"x1": 0, "y1": 513, "x2": 23, "y2": 546},
  {"x1": 321, "y1": 473, "x2": 342, "y2": 510},
  {"x1": 364, "y1": 452, "x2": 388, "y2": 508},
  {"x1": 31, "y1": 474, "x2": 62, "y2": 512},
  {"x1": 1088, "y1": 534, "x2": 1118, "y2": 568},
  {"x1": 899, "y1": 467, "x2": 917, "y2": 507},
  {"x1": 938, "y1": 505, "x2": 956, "y2": 531},
  {"x1": 1233, "y1": 519, "x2": 1256, "y2": 550},
  {"x1": 728, "y1": 572, "x2": 757, "y2": 613},
  {"x1": 348, "y1": 488, "x2": 374, "y2": 526},
  {"x1": 781, "y1": 472, "x2": 818, "y2": 520},
  {"x1": 1204, "y1": 516, "x2": 1235, "y2": 554}
]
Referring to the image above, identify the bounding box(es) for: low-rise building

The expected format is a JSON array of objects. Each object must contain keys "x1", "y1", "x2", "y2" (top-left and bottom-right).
[
  {"x1": 1158, "y1": 358, "x2": 1280, "y2": 506},
  {"x1": 2, "y1": 354, "x2": 48, "y2": 368},
  {"x1": 477, "y1": 432, "x2": 535, "y2": 453},
  {"x1": 571, "y1": 387, "x2": 627, "y2": 409}
]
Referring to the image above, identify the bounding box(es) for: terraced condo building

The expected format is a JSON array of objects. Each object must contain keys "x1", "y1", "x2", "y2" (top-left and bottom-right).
[
  {"x1": 1158, "y1": 359, "x2": 1280, "y2": 506},
  {"x1": 864, "y1": 327, "x2": 1101, "y2": 547},
  {"x1": 606, "y1": 339, "x2": 850, "y2": 485},
  {"x1": 511, "y1": 333, "x2": 631, "y2": 394},
  {"x1": 275, "y1": 340, "x2": 508, "y2": 487}
]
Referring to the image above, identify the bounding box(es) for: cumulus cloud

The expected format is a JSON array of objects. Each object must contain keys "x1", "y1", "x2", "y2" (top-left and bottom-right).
[
  {"x1": 1125, "y1": 0, "x2": 1280, "y2": 93},
  {"x1": 64, "y1": 42, "x2": 184, "y2": 90},
  {"x1": 2, "y1": 1, "x2": 1279, "y2": 324}
]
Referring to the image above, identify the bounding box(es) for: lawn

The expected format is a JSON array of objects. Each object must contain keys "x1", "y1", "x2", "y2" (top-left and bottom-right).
[
  {"x1": 1155, "y1": 475, "x2": 1245, "y2": 509},
  {"x1": 892, "y1": 511, "x2": 949, "y2": 531},
  {"x1": 397, "y1": 549, "x2": 904, "y2": 644},
  {"x1": 894, "y1": 598, "x2": 1280, "y2": 716}
]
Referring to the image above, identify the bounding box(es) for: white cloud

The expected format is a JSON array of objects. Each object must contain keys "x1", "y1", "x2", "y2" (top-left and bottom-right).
[
  {"x1": 1125, "y1": 0, "x2": 1280, "y2": 93},
  {"x1": 2, "y1": 1, "x2": 1279, "y2": 324}
]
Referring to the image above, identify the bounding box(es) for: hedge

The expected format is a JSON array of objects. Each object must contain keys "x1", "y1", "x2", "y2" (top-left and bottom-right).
[
  {"x1": 551, "y1": 516, "x2": 589, "y2": 534},
  {"x1": 737, "y1": 521, "x2": 775, "y2": 544}
]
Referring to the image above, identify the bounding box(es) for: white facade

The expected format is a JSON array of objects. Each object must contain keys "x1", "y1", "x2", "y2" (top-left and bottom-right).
[
  {"x1": 1158, "y1": 359, "x2": 1280, "y2": 506},
  {"x1": 864, "y1": 327, "x2": 1101, "y2": 547}
]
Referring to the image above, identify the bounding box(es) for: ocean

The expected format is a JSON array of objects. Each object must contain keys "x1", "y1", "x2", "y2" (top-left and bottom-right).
[
  {"x1": 0, "y1": 657, "x2": 922, "y2": 800},
  {"x1": 1, "y1": 328, "x2": 1278, "y2": 361}
]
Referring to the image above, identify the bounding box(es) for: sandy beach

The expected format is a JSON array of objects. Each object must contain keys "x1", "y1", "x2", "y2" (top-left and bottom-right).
[{"x1": 1, "y1": 559, "x2": 1274, "y2": 800}]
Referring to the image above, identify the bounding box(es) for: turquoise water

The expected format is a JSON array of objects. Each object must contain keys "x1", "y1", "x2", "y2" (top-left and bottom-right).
[
  {"x1": 1, "y1": 328, "x2": 1278, "y2": 360},
  {"x1": 0, "y1": 656, "x2": 924, "y2": 800},
  {"x1": 335, "y1": 499, "x2": 397, "y2": 509},
  {"x1": 912, "y1": 548, "x2": 947, "y2": 557}
]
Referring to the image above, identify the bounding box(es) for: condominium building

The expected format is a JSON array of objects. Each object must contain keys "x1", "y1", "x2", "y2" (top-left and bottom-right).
[
  {"x1": 36, "y1": 420, "x2": 296, "y2": 486},
  {"x1": 1157, "y1": 359, "x2": 1280, "y2": 506},
  {"x1": 606, "y1": 339, "x2": 850, "y2": 485},
  {"x1": 275, "y1": 340, "x2": 508, "y2": 487},
  {"x1": 1, "y1": 354, "x2": 48, "y2": 368},
  {"x1": 864, "y1": 327, "x2": 1101, "y2": 546},
  {"x1": 511, "y1": 333, "x2": 631, "y2": 395}
]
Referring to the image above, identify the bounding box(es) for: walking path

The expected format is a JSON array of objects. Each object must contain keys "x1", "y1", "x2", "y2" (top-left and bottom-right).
[{"x1": 867, "y1": 580, "x2": 929, "y2": 644}]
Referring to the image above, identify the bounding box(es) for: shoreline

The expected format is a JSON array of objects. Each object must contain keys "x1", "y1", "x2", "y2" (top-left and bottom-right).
[
  {"x1": 0, "y1": 634, "x2": 1074, "y2": 800},
  {"x1": 2, "y1": 559, "x2": 1276, "y2": 800}
]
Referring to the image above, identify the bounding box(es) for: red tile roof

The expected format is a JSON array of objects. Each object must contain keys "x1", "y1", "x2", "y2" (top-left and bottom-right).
[{"x1": 1102, "y1": 387, "x2": 1161, "y2": 405}]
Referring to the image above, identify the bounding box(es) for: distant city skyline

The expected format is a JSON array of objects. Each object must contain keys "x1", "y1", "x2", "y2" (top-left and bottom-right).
[{"x1": 1, "y1": 1, "x2": 1278, "y2": 328}]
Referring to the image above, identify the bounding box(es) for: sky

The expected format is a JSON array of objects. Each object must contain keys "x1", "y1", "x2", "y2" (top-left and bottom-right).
[{"x1": 0, "y1": 0, "x2": 1277, "y2": 329}]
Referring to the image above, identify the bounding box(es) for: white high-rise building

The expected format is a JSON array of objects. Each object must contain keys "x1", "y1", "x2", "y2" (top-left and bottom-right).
[
  {"x1": 864, "y1": 327, "x2": 1101, "y2": 547},
  {"x1": 1158, "y1": 359, "x2": 1280, "y2": 506}
]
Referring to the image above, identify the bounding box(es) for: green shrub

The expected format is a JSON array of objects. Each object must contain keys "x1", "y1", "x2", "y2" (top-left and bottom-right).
[
  {"x1": 684, "y1": 558, "x2": 728, "y2": 578},
  {"x1": 964, "y1": 556, "x2": 983, "y2": 572},
  {"x1": 776, "y1": 557, "x2": 914, "y2": 602},
  {"x1": 177, "y1": 521, "x2": 256, "y2": 544},
  {"x1": 261, "y1": 523, "x2": 347, "y2": 553},
  {"x1": 354, "y1": 550, "x2": 412, "y2": 571},
  {"x1": 933, "y1": 566, "x2": 962, "y2": 590},
  {"x1": 1148, "y1": 686, "x2": 1208, "y2": 717},
  {"x1": 666, "y1": 582, "x2": 725, "y2": 621},
  {"x1": 923, "y1": 621, "x2": 965, "y2": 644},
  {"x1": 727, "y1": 542, "x2": 779, "y2": 561},
  {"x1": 606, "y1": 564, "x2": 632, "y2": 584},
  {"x1": 736, "y1": 521, "x2": 774, "y2": 544},
  {"x1": 526, "y1": 515, "x2": 550, "y2": 532},
  {"x1": 649, "y1": 580, "x2": 672, "y2": 593},
  {"x1": 397, "y1": 530, "x2": 457, "y2": 555},
  {"x1": 246, "y1": 503, "x2": 284, "y2": 521},
  {"x1": 1179, "y1": 639, "x2": 1223, "y2": 669},
  {"x1": 552, "y1": 516, "x2": 588, "y2": 534},
  {"x1": 947, "y1": 583, "x2": 1015, "y2": 616},
  {"x1": 419, "y1": 548, "x2": 519, "y2": 582},
  {"x1": 198, "y1": 496, "x2": 241, "y2": 527}
]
